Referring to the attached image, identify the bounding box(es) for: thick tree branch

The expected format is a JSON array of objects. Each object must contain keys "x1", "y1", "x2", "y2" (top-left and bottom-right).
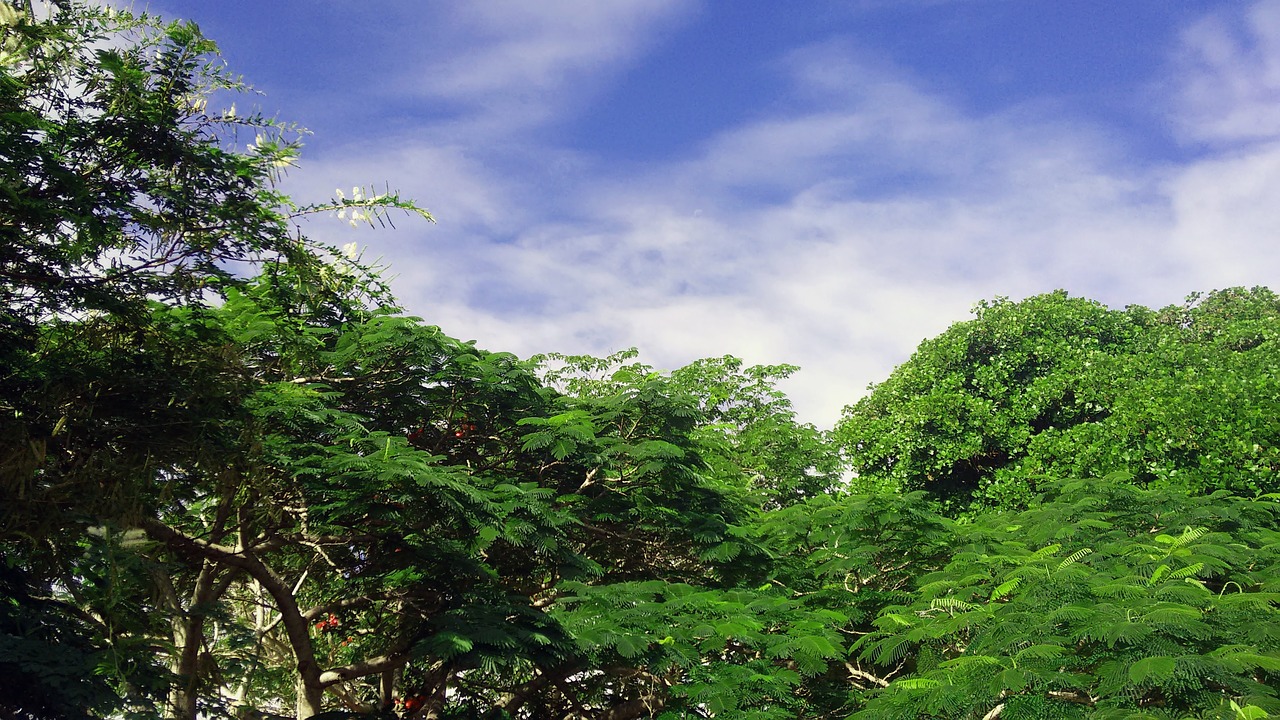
[
  {"x1": 598, "y1": 694, "x2": 667, "y2": 720},
  {"x1": 319, "y1": 652, "x2": 408, "y2": 688}
]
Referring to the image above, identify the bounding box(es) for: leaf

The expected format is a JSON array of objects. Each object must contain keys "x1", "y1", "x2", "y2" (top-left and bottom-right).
[
  {"x1": 426, "y1": 631, "x2": 474, "y2": 660},
  {"x1": 1013, "y1": 644, "x2": 1066, "y2": 664},
  {"x1": 615, "y1": 634, "x2": 646, "y2": 659},
  {"x1": 1000, "y1": 667, "x2": 1027, "y2": 691},
  {"x1": 892, "y1": 678, "x2": 941, "y2": 690},
  {"x1": 1031, "y1": 543, "x2": 1062, "y2": 559},
  {"x1": 1056, "y1": 547, "x2": 1093, "y2": 570},
  {"x1": 930, "y1": 597, "x2": 977, "y2": 614},
  {"x1": 1128, "y1": 656, "x2": 1176, "y2": 684},
  {"x1": 990, "y1": 577, "x2": 1021, "y2": 601},
  {"x1": 1169, "y1": 562, "x2": 1205, "y2": 580},
  {"x1": 878, "y1": 613, "x2": 915, "y2": 628},
  {"x1": 865, "y1": 635, "x2": 913, "y2": 666},
  {"x1": 1149, "y1": 564, "x2": 1169, "y2": 586},
  {"x1": 1230, "y1": 700, "x2": 1271, "y2": 720}
]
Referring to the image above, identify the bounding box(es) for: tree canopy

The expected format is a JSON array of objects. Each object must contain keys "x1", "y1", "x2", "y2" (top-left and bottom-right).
[{"x1": 834, "y1": 288, "x2": 1280, "y2": 508}]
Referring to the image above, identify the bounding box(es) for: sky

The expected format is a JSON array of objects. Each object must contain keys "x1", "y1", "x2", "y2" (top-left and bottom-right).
[{"x1": 142, "y1": 0, "x2": 1280, "y2": 428}]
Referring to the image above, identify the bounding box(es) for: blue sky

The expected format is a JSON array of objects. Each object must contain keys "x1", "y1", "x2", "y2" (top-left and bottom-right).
[{"x1": 145, "y1": 0, "x2": 1280, "y2": 427}]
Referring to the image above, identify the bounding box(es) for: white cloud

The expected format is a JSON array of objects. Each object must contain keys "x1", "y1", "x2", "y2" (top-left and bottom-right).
[
  {"x1": 1174, "y1": 1, "x2": 1280, "y2": 144},
  {"x1": 1165, "y1": 141, "x2": 1280, "y2": 284},
  {"x1": 392, "y1": 0, "x2": 697, "y2": 134},
  {"x1": 1161, "y1": 0, "x2": 1280, "y2": 294}
]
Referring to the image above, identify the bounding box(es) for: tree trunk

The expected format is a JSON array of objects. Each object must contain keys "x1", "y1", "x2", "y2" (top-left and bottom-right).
[
  {"x1": 157, "y1": 561, "x2": 217, "y2": 720},
  {"x1": 296, "y1": 678, "x2": 323, "y2": 720},
  {"x1": 169, "y1": 612, "x2": 204, "y2": 720},
  {"x1": 141, "y1": 518, "x2": 326, "y2": 720}
]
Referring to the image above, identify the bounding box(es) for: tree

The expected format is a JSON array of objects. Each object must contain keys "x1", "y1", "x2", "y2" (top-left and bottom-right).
[
  {"x1": 133, "y1": 273, "x2": 582, "y2": 719},
  {"x1": 834, "y1": 288, "x2": 1280, "y2": 509},
  {"x1": 0, "y1": 0, "x2": 427, "y2": 545},
  {"x1": 1018, "y1": 288, "x2": 1280, "y2": 500},
  {"x1": 751, "y1": 490, "x2": 953, "y2": 716},
  {"x1": 670, "y1": 356, "x2": 844, "y2": 508},
  {"x1": 512, "y1": 349, "x2": 886, "y2": 717},
  {"x1": 1, "y1": 3, "x2": 428, "y2": 717},
  {"x1": 538, "y1": 350, "x2": 844, "y2": 510}
]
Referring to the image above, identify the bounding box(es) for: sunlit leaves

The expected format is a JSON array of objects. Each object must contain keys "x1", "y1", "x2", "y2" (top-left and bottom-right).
[
  {"x1": 849, "y1": 479, "x2": 1280, "y2": 719},
  {"x1": 836, "y1": 288, "x2": 1280, "y2": 508},
  {"x1": 554, "y1": 579, "x2": 846, "y2": 717}
]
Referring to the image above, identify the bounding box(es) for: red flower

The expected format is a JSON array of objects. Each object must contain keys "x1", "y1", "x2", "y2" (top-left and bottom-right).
[{"x1": 313, "y1": 613, "x2": 340, "y2": 633}]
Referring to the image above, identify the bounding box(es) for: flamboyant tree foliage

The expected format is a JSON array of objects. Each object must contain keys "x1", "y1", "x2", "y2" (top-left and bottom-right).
[
  {"x1": 848, "y1": 477, "x2": 1280, "y2": 719},
  {"x1": 536, "y1": 350, "x2": 843, "y2": 509},
  {"x1": 3, "y1": 3, "x2": 1279, "y2": 720}
]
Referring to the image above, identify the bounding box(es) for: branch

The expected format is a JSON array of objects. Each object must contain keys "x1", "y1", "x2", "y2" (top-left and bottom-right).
[
  {"x1": 140, "y1": 518, "x2": 259, "y2": 573},
  {"x1": 139, "y1": 517, "x2": 327, "y2": 710},
  {"x1": 495, "y1": 664, "x2": 581, "y2": 716},
  {"x1": 599, "y1": 694, "x2": 667, "y2": 720},
  {"x1": 319, "y1": 653, "x2": 408, "y2": 688},
  {"x1": 1047, "y1": 690, "x2": 1096, "y2": 706},
  {"x1": 844, "y1": 662, "x2": 890, "y2": 689},
  {"x1": 592, "y1": 667, "x2": 671, "y2": 720},
  {"x1": 301, "y1": 594, "x2": 381, "y2": 621}
]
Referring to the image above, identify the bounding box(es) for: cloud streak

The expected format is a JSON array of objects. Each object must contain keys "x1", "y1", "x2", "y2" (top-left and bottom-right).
[
  {"x1": 387, "y1": 0, "x2": 697, "y2": 136},
  {"x1": 285, "y1": 2, "x2": 1280, "y2": 427}
]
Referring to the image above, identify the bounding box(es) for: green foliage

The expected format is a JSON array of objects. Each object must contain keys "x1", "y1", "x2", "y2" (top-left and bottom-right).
[
  {"x1": 554, "y1": 579, "x2": 845, "y2": 718},
  {"x1": 850, "y1": 478, "x2": 1280, "y2": 719},
  {"x1": 835, "y1": 288, "x2": 1280, "y2": 508},
  {"x1": 671, "y1": 356, "x2": 844, "y2": 508},
  {"x1": 536, "y1": 350, "x2": 844, "y2": 511},
  {"x1": 530, "y1": 349, "x2": 760, "y2": 582},
  {"x1": 5, "y1": 3, "x2": 1280, "y2": 719},
  {"x1": 0, "y1": 558, "x2": 126, "y2": 720},
  {"x1": 749, "y1": 491, "x2": 953, "y2": 715},
  {"x1": 756, "y1": 490, "x2": 950, "y2": 618}
]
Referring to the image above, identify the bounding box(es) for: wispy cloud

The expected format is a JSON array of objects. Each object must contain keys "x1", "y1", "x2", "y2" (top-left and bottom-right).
[
  {"x1": 387, "y1": 0, "x2": 697, "y2": 135},
  {"x1": 1173, "y1": 1, "x2": 1280, "y2": 144},
  {"x1": 287, "y1": 2, "x2": 1280, "y2": 427},
  {"x1": 1162, "y1": 0, "x2": 1280, "y2": 290}
]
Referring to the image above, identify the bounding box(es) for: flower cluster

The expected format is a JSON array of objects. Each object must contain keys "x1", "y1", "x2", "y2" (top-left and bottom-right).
[
  {"x1": 400, "y1": 694, "x2": 428, "y2": 714},
  {"x1": 313, "y1": 613, "x2": 340, "y2": 633}
]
